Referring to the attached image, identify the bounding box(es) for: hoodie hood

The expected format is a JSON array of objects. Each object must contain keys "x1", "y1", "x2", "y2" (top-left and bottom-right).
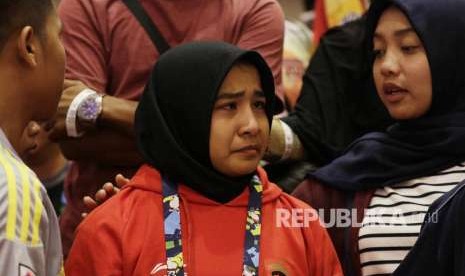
[{"x1": 126, "y1": 165, "x2": 282, "y2": 206}]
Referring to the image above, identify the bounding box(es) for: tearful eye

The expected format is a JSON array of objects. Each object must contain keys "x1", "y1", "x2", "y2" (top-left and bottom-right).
[
  {"x1": 401, "y1": 45, "x2": 419, "y2": 54},
  {"x1": 253, "y1": 101, "x2": 266, "y2": 109},
  {"x1": 223, "y1": 102, "x2": 237, "y2": 110}
]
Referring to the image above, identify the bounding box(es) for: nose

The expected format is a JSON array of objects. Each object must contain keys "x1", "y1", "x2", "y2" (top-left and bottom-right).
[
  {"x1": 238, "y1": 106, "x2": 259, "y2": 136},
  {"x1": 26, "y1": 121, "x2": 42, "y2": 137},
  {"x1": 379, "y1": 50, "x2": 400, "y2": 77}
]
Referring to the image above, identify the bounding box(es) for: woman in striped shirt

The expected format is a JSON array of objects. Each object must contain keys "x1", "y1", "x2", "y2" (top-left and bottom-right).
[{"x1": 293, "y1": 0, "x2": 465, "y2": 275}]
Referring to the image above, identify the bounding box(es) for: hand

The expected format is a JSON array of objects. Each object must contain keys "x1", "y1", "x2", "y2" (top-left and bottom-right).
[
  {"x1": 81, "y1": 174, "x2": 129, "y2": 218},
  {"x1": 49, "y1": 79, "x2": 89, "y2": 141}
]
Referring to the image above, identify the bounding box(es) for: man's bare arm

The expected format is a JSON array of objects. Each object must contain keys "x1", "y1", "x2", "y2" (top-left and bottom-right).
[
  {"x1": 264, "y1": 117, "x2": 306, "y2": 162},
  {"x1": 99, "y1": 95, "x2": 138, "y2": 136},
  {"x1": 50, "y1": 79, "x2": 138, "y2": 140},
  {"x1": 58, "y1": 129, "x2": 143, "y2": 166}
]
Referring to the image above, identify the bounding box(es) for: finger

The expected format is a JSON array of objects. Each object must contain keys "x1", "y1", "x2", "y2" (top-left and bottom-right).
[
  {"x1": 102, "y1": 182, "x2": 115, "y2": 193},
  {"x1": 81, "y1": 212, "x2": 88, "y2": 218},
  {"x1": 115, "y1": 174, "x2": 130, "y2": 188},
  {"x1": 83, "y1": 196, "x2": 98, "y2": 211},
  {"x1": 103, "y1": 182, "x2": 119, "y2": 196},
  {"x1": 94, "y1": 189, "x2": 108, "y2": 204}
]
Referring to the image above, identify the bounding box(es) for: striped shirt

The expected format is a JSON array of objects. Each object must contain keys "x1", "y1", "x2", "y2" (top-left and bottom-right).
[
  {"x1": 0, "y1": 128, "x2": 63, "y2": 276},
  {"x1": 358, "y1": 163, "x2": 465, "y2": 276}
]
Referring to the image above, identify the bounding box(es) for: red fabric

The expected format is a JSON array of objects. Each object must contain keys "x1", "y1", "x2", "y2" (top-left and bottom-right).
[
  {"x1": 292, "y1": 179, "x2": 375, "y2": 276},
  {"x1": 312, "y1": 0, "x2": 328, "y2": 45},
  {"x1": 65, "y1": 165, "x2": 343, "y2": 276},
  {"x1": 58, "y1": 0, "x2": 285, "y2": 256}
]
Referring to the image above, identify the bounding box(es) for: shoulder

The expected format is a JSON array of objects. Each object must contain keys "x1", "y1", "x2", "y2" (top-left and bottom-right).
[
  {"x1": 426, "y1": 181, "x2": 465, "y2": 224},
  {"x1": 250, "y1": 0, "x2": 283, "y2": 11},
  {"x1": 0, "y1": 152, "x2": 50, "y2": 245},
  {"x1": 393, "y1": 181, "x2": 465, "y2": 276},
  {"x1": 58, "y1": 0, "x2": 123, "y2": 33},
  {"x1": 0, "y1": 154, "x2": 63, "y2": 274},
  {"x1": 411, "y1": 180, "x2": 465, "y2": 254},
  {"x1": 322, "y1": 16, "x2": 366, "y2": 47},
  {"x1": 69, "y1": 185, "x2": 163, "y2": 270},
  {"x1": 276, "y1": 186, "x2": 340, "y2": 255},
  {"x1": 78, "y1": 185, "x2": 163, "y2": 235},
  {"x1": 58, "y1": 0, "x2": 116, "y2": 13},
  {"x1": 292, "y1": 178, "x2": 336, "y2": 204},
  {"x1": 277, "y1": 190, "x2": 315, "y2": 210},
  {"x1": 236, "y1": 0, "x2": 284, "y2": 24}
]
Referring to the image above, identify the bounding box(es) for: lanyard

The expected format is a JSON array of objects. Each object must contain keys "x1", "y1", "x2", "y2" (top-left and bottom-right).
[{"x1": 162, "y1": 175, "x2": 263, "y2": 275}]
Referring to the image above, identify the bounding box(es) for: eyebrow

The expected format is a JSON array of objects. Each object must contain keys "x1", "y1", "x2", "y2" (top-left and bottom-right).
[
  {"x1": 374, "y1": 27, "x2": 416, "y2": 39},
  {"x1": 216, "y1": 90, "x2": 265, "y2": 100}
]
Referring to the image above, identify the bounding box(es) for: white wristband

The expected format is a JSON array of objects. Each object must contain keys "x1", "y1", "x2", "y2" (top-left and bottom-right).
[
  {"x1": 280, "y1": 120, "x2": 294, "y2": 161},
  {"x1": 65, "y1": 89, "x2": 96, "y2": 137}
]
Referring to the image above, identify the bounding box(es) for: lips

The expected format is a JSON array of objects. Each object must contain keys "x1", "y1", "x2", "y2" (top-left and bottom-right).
[
  {"x1": 382, "y1": 83, "x2": 408, "y2": 102},
  {"x1": 234, "y1": 144, "x2": 261, "y2": 154}
]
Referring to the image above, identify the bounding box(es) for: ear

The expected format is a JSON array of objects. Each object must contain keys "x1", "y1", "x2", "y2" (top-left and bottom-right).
[{"x1": 17, "y1": 26, "x2": 39, "y2": 67}]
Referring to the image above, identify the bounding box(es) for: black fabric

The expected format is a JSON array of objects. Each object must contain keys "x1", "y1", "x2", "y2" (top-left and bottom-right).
[
  {"x1": 135, "y1": 42, "x2": 278, "y2": 203},
  {"x1": 264, "y1": 161, "x2": 317, "y2": 193},
  {"x1": 282, "y1": 17, "x2": 392, "y2": 166},
  {"x1": 122, "y1": 0, "x2": 170, "y2": 54},
  {"x1": 46, "y1": 183, "x2": 64, "y2": 216},
  {"x1": 393, "y1": 181, "x2": 465, "y2": 276},
  {"x1": 310, "y1": 0, "x2": 465, "y2": 191}
]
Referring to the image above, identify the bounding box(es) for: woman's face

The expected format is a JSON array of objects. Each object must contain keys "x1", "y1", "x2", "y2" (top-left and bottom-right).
[
  {"x1": 373, "y1": 6, "x2": 432, "y2": 120},
  {"x1": 209, "y1": 63, "x2": 270, "y2": 177}
]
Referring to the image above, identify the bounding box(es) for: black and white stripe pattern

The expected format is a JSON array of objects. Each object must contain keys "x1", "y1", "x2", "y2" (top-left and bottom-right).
[{"x1": 358, "y1": 163, "x2": 465, "y2": 276}]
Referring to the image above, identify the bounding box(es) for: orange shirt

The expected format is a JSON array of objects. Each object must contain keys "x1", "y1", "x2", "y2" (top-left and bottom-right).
[{"x1": 65, "y1": 165, "x2": 342, "y2": 275}]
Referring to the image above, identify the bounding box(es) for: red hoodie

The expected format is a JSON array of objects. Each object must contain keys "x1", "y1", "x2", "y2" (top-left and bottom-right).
[{"x1": 65, "y1": 165, "x2": 342, "y2": 276}]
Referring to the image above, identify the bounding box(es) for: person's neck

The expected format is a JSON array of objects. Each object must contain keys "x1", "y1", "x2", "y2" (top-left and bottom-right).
[
  {"x1": 0, "y1": 117, "x2": 27, "y2": 155},
  {"x1": 0, "y1": 77, "x2": 30, "y2": 155}
]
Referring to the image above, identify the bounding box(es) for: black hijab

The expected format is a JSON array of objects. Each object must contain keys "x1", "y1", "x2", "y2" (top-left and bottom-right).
[
  {"x1": 135, "y1": 41, "x2": 280, "y2": 203},
  {"x1": 310, "y1": 0, "x2": 465, "y2": 191}
]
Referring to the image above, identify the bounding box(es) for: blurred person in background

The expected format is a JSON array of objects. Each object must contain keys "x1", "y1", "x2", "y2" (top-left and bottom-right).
[
  {"x1": 0, "y1": 0, "x2": 65, "y2": 273},
  {"x1": 282, "y1": 20, "x2": 313, "y2": 111},
  {"x1": 22, "y1": 121, "x2": 69, "y2": 216}
]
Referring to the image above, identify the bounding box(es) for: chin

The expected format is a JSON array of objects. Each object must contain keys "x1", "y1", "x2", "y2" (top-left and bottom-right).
[
  {"x1": 390, "y1": 113, "x2": 409, "y2": 120},
  {"x1": 226, "y1": 164, "x2": 259, "y2": 177},
  {"x1": 387, "y1": 106, "x2": 419, "y2": 120},
  {"x1": 389, "y1": 111, "x2": 422, "y2": 121}
]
